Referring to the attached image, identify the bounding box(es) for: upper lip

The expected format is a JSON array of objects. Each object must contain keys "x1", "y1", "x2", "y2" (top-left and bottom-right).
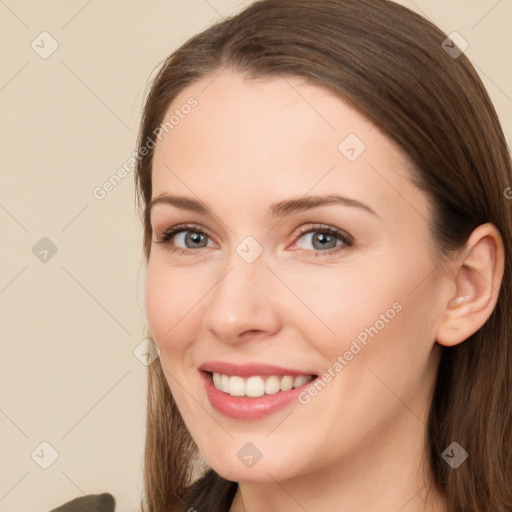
[{"x1": 199, "y1": 361, "x2": 317, "y2": 378}]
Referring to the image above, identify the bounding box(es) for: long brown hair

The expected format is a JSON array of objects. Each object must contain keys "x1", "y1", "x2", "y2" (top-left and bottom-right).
[{"x1": 134, "y1": 1, "x2": 512, "y2": 510}]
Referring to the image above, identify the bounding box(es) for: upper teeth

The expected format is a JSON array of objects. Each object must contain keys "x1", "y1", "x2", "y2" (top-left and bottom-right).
[{"x1": 212, "y1": 372, "x2": 314, "y2": 397}]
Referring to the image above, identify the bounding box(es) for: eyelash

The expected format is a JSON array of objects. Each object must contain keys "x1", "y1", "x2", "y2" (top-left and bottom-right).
[{"x1": 153, "y1": 223, "x2": 354, "y2": 258}]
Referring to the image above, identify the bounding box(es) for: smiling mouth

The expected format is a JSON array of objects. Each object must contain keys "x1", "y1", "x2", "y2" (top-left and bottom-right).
[{"x1": 207, "y1": 371, "x2": 317, "y2": 398}]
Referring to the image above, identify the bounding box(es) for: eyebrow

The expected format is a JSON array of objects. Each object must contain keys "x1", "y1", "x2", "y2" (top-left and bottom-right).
[{"x1": 148, "y1": 193, "x2": 379, "y2": 219}]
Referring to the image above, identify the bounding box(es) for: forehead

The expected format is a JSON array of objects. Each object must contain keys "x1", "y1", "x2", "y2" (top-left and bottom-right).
[
  {"x1": 156, "y1": 71, "x2": 376, "y2": 162},
  {"x1": 150, "y1": 70, "x2": 428, "y2": 225}
]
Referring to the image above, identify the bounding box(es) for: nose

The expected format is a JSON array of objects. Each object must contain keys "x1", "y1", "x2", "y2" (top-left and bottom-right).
[{"x1": 203, "y1": 254, "x2": 282, "y2": 344}]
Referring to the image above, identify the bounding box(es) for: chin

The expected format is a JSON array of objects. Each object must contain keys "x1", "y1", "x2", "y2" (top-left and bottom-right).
[{"x1": 196, "y1": 438, "x2": 309, "y2": 484}]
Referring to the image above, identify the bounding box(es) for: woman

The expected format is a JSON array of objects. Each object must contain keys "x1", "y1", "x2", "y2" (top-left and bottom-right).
[
  {"x1": 52, "y1": 0, "x2": 512, "y2": 511},
  {"x1": 138, "y1": 0, "x2": 512, "y2": 510}
]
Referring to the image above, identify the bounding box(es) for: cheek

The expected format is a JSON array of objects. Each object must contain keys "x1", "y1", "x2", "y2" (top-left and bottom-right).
[
  {"x1": 145, "y1": 260, "x2": 170, "y2": 340},
  {"x1": 318, "y1": 263, "x2": 439, "y2": 413},
  {"x1": 300, "y1": 251, "x2": 437, "y2": 372},
  {"x1": 282, "y1": 258, "x2": 403, "y2": 352},
  {"x1": 145, "y1": 258, "x2": 205, "y2": 356}
]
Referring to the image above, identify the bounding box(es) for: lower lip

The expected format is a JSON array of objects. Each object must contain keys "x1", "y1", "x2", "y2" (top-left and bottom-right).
[{"x1": 200, "y1": 370, "x2": 317, "y2": 420}]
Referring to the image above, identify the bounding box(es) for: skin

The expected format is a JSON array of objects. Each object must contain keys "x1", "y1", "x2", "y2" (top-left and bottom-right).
[{"x1": 145, "y1": 70, "x2": 504, "y2": 511}]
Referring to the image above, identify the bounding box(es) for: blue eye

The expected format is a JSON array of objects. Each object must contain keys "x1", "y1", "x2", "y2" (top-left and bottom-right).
[
  {"x1": 154, "y1": 224, "x2": 213, "y2": 254},
  {"x1": 293, "y1": 225, "x2": 353, "y2": 256},
  {"x1": 153, "y1": 223, "x2": 353, "y2": 257}
]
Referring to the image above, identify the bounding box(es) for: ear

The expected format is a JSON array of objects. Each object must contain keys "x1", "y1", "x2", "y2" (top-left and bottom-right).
[{"x1": 436, "y1": 223, "x2": 505, "y2": 347}]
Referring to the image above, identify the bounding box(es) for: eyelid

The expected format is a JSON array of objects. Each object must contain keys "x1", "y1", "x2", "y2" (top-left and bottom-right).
[
  {"x1": 153, "y1": 222, "x2": 217, "y2": 246},
  {"x1": 288, "y1": 224, "x2": 353, "y2": 255}
]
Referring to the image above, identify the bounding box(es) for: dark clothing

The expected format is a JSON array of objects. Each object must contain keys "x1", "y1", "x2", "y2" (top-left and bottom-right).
[{"x1": 49, "y1": 493, "x2": 115, "y2": 512}]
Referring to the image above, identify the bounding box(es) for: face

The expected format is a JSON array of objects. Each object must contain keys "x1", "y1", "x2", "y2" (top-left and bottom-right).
[{"x1": 145, "y1": 70, "x2": 447, "y2": 484}]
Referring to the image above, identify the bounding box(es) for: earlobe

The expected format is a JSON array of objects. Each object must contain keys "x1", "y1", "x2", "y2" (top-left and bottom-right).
[{"x1": 436, "y1": 223, "x2": 505, "y2": 347}]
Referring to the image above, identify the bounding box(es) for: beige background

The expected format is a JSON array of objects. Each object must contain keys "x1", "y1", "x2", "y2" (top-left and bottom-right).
[{"x1": 0, "y1": 1, "x2": 511, "y2": 511}]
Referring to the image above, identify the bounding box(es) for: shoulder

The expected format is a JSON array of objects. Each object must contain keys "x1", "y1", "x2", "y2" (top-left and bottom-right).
[{"x1": 49, "y1": 493, "x2": 116, "y2": 512}]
